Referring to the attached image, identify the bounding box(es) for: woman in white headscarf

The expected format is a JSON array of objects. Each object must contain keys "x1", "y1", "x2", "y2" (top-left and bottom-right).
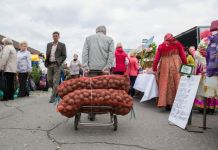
[
  {"x1": 70, "y1": 53, "x2": 82, "y2": 79},
  {"x1": 17, "y1": 41, "x2": 32, "y2": 97}
]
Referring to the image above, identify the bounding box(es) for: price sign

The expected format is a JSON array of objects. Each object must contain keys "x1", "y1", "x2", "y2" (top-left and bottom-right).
[{"x1": 179, "y1": 64, "x2": 194, "y2": 75}]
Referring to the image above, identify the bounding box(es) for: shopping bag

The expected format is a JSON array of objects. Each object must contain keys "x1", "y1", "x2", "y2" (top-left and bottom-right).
[
  {"x1": 0, "y1": 90, "x2": 4, "y2": 100},
  {"x1": 0, "y1": 71, "x2": 7, "y2": 91},
  {"x1": 28, "y1": 76, "x2": 37, "y2": 91},
  {"x1": 39, "y1": 74, "x2": 47, "y2": 89}
]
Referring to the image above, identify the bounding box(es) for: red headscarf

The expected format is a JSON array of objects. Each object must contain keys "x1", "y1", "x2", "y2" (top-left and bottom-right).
[
  {"x1": 200, "y1": 30, "x2": 211, "y2": 40},
  {"x1": 199, "y1": 30, "x2": 211, "y2": 57},
  {"x1": 164, "y1": 33, "x2": 177, "y2": 45}
]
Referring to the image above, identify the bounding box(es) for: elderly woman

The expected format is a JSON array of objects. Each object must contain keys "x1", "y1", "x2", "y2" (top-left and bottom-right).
[
  {"x1": 153, "y1": 33, "x2": 187, "y2": 110},
  {"x1": 0, "y1": 38, "x2": 17, "y2": 101},
  {"x1": 17, "y1": 41, "x2": 32, "y2": 97},
  {"x1": 70, "y1": 53, "x2": 82, "y2": 79}
]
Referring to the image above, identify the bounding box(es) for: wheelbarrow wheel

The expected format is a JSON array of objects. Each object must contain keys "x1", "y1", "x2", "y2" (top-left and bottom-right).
[
  {"x1": 74, "y1": 114, "x2": 79, "y2": 130},
  {"x1": 113, "y1": 115, "x2": 118, "y2": 131}
]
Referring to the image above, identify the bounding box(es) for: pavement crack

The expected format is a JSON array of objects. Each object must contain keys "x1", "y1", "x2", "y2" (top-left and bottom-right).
[
  {"x1": 3, "y1": 102, "x2": 24, "y2": 113},
  {"x1": 0, "y1": 127, "x2": 46, "y2": 132},
  {"x1": 15, "y1": 107, "x2": 24, "y2": 113},
  {"x1": 46, "y1": 121, "x2": 66, "y2": 147},
  {"x1": 46, "y1": 119, "x2": 157, "y2": 150},
  {"x1": 3, "y1": 102, "x2": 15, "y2": 108},
  {"x1": 0, "y1": 125, "x2": 158, "y2": 150},
  {"x1": 0, "y1": 114, "x2": 14, "y2": 120},
  {"x1": 59, "y1": 141, "x2": 158, "y2": 150},
  {"x1": 91, "y1": 142, "x2": 158, "y2": 150}
]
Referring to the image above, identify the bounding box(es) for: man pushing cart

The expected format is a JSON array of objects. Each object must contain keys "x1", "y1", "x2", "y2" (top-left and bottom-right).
[
  {"x1": 82, "y1": 25, "x2": 115, "y2": 121},
  {"x1": 55, "y1": 26, "x2": 133, "y2": 131}
]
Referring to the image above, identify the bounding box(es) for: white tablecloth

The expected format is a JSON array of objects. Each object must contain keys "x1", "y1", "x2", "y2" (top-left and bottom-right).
[{"x1": 133, "y1": 73, "x2": 158, "y2": 102}]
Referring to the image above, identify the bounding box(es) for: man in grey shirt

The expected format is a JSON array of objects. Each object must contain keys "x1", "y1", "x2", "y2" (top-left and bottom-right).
[
  {"x1": 82, "y1": 25, "x2": 114, "y2": 74},
  {"x1": 82, "y1": 25, "x2": 115, "y2": 120}
]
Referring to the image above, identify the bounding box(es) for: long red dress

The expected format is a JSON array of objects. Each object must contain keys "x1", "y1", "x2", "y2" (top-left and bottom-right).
[{"x1": 153, "y1": 41, "x2": 187, "y2": 107}]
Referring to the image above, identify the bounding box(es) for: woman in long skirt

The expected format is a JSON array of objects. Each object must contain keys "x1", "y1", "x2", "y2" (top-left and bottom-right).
[
  {"x1": 153, "y1": 33, "x2": 187, "y2": 109},
  {"x1": 190, "y1": 28, "x2": 218, "y2": 114}
]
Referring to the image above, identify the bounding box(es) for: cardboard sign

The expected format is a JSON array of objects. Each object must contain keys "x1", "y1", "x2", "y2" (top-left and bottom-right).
[{"x1": 168, "y1": 75, "x2": 201, "y2": 129}]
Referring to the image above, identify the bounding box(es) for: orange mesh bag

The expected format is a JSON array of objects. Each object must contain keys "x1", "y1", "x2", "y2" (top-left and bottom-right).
[
  {"x1": 57, "y1": 75, "x2": 130, "y2": 97},
  {"x1": 57, "y1": 89, "x2": 133, "y2": 118}
]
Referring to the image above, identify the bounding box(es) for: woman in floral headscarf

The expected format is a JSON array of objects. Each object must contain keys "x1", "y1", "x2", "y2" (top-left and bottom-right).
[
  {"x1": 153, "y1": 33, "x2": 187, "y2": 109},
  {"x1": 190, "y1": 27, "x2": 218, "y2": 114}
]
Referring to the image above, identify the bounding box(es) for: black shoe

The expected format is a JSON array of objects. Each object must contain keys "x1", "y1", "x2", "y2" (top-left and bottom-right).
[
  {"x1": 198, "y1": 109, "x2": 210, "y2": 114},
  {"x1": 18, "y1": 94, "x2": 25, "y2": 97},
  {"x1": 1, "y1": 99, "x2": 8, "y2": 101},
  {"x1": 130, "y1": 93, "x2": 135, "y2": 97},
  {"x1": 198, "y1": 109, "x2": 203, "y2": 113},
  {"x1": 165, "y1": 105, "x2": 171, "y2": 111},
  {"x1": 49, "y1": 99, "x2": 55, "y2": 103},
  {"x1": 88, "y1": 114, "x2": 96, "y2": 121},
  {"x1": 210, "y1": 109, "x2": 215, "y2": 114}
]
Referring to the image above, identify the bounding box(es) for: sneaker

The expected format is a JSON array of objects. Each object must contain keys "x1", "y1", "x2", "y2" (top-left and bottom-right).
[{"x1": 49, "y1": 98, "x2": 55, "y2": 103}]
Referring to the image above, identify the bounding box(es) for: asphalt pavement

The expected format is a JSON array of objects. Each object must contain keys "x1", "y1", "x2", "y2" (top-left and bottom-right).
[{"x1": 0, "y1": 91, "x2": 217, "y2": 150}]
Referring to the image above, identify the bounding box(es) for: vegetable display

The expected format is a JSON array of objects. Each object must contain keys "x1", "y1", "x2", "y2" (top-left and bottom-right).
[
  {"x1": 138, "y1": 42, "x2": 157, "y2": 69},
  {"x1": 56, "y1": 75, "x2": 133, "y2": 118}
]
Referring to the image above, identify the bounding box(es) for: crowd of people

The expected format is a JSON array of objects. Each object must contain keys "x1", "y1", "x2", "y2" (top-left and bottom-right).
[
  {"x1": 152, "y1": 20, "x2": 218, "y2": 113},
  {"x1": 0, "y1": 21, "x2": 217, "y2": 115},
  {"x1": 188, "y1": 26, "x2": 218, "y2": 114}
]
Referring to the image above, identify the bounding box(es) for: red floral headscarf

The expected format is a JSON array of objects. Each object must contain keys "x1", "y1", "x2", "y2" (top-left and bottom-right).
[
  {"x1": 164, "y1": 33, "x2": 177, "y2": 45},
  {"x1": 200, "y1": 30, "x2": 211, "y2": 40}
]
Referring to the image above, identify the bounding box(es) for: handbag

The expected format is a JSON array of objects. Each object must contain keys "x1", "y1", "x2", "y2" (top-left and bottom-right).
[
  {"x1": 39, "y1": 75, "x2": 47, "y2": 89},
  {"x1": 0, "y1": 71, "x2": 7, "y2": 91}
]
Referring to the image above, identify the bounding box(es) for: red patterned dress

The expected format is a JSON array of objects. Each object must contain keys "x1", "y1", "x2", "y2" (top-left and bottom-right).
[{"x1": 153, "y1": 35, "x2": 187, "y2": 107}]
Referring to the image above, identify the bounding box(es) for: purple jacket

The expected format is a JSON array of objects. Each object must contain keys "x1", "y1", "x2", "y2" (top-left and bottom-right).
[{"x1": 206, "y1": 34, "x2": 218, "y2": 77}]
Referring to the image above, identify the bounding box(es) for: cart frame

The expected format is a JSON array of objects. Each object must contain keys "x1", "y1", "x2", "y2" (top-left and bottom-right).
[{"x1": 74, "y1": 106, "x2": 118, "y2": 131}]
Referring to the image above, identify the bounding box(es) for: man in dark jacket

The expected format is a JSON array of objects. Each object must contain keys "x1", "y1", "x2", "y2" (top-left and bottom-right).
[{"x1": 45, "y1": 31, "x2": 66, "y2": 103}]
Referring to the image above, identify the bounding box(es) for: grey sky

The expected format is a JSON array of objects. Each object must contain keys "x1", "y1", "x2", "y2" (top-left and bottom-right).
[{"x1": 0, "y1": 0, "x2": 217, "y2": 62}]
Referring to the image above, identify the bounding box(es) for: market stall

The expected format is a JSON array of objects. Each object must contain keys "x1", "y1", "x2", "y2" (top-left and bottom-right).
[{"x1": 175, "y1": 26, "x2": 209, "y2": 48}]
